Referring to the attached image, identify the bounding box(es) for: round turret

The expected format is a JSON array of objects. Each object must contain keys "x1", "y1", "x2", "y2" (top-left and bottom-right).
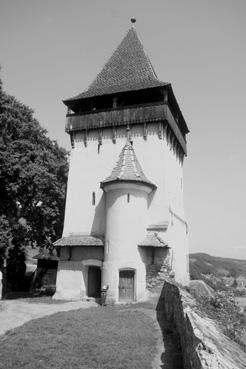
[{"x1": 101, "y1": 140, "x2": 156, "y2": 303}]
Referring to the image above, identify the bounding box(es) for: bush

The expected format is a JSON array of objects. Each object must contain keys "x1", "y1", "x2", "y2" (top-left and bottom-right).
[
  {"x1": 197, "y1": 291, "x2": 246, "y2": 352},
  {"x1": 234, "y1": 289, "x2": 246, "y2": 297}
]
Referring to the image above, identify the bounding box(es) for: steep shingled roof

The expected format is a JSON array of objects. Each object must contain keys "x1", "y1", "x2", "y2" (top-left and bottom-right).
[
  {"x1": 65, "y1": 27, "x2": 168, "y2": 102},
  {"x1": 100, "y1": 140, "x2": 156, "y2": 190}
]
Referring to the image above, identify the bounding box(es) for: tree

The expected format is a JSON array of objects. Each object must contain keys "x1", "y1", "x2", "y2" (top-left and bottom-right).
[
  {"x1": 0, "y1": 76, "x2": 68, "y2": 289},
  {"x1": 0, "y1": 215, "x2": 11, "y2": 270}
]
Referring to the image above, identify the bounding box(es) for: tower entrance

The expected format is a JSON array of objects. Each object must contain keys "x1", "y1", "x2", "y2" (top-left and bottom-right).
[
  {"x1": 119, "y1": 270, "x2": 135, "y2": 301},
  {"x1": 87, "y1": 266, "x2": 101, "y2": 298}
]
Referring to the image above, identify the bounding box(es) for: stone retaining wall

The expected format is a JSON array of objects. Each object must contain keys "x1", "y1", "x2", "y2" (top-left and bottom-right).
[{"x1": 158, "y1": 281, "x2": 246, "y2": 369}]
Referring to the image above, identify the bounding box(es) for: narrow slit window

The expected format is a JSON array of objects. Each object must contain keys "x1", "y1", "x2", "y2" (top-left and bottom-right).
[
  {"x1": 127, "y1": 193, "x2": 130, "y2": 203},
  {"x1": 92, "y1": 192, "x2": 96, "y2": 205}
]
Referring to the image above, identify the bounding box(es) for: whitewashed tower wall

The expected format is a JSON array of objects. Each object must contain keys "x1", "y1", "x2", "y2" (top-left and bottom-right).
[{"x1": 63, "y1": 122, "x2": 189, "y2": 285}]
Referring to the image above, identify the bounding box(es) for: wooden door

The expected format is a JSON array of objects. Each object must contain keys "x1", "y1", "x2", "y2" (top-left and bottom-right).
[
  {"x1": 119, "y1": 270, "x2": 134, "y2": 301},
  {"x1": 88, "y1": 266, "x2": 101, "y2": 298}
]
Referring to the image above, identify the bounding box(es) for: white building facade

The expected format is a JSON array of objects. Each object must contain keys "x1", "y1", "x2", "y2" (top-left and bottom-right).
[{"x1": 54, "y1": 22, "x2": 190, "y2": 302}]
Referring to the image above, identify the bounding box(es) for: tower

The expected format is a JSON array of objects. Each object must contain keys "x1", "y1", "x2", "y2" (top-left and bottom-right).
[{"x1": 54, "y1": 20, "x2": 189, "y2": 302}]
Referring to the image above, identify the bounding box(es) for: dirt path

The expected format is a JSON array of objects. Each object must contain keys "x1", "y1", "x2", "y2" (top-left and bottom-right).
[{"x1": 0, "y1": 299, "x2": 97, "y2": 336}]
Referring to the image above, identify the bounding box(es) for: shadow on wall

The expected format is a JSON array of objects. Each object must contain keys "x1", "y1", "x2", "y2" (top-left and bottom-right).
[
  {"x1": 90, "y1": 193, "x2": 105, "y2": 236},
  {"x1": 147, "y1": 187, "x2": 155, "y2": 209},
  {"x1": 156, "y1": 286, "x2": 184, "y2": 369}
]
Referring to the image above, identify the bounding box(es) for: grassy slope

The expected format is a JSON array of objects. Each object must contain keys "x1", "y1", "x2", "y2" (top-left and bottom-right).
[
  {"x1": 0, "y1": 306, "x2": 157, "y2": 369},
  {"x1": 189, "y1": 253, "x2": 246, "y2": 280}
]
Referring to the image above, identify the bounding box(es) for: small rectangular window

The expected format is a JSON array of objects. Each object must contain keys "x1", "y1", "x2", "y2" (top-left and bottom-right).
[
  {"x1": 92, "y1": 192, "x2": 96, "y2": 205},
  {"x1": 127, "y1": 193, "x2": 130, "y2": 203}
]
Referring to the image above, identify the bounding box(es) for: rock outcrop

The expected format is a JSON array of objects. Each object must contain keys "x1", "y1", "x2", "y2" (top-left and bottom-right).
[{"x1": 158, "y1": 281, "x2": 246, "y2": 369}]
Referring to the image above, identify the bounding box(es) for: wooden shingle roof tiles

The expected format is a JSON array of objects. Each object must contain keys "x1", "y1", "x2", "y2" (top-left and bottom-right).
[
  {"x1": 100, "y1": 140, "x2": 156, "y2": 190},
  {"x1": 64, "y1": 27, "x2": 168, "y2": 102},
  {"x1": 54, "y1": 234, "x2": 104, "y2": 247}
]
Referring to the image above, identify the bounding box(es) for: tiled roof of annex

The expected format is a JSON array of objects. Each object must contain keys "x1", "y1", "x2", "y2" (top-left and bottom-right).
[
  {"x1": 138, "y1": 232, "x2": 168, "y2": 248},
  {"x1": 64, "y1": 26, "x2": 168, "y2": 102},
  {"x1": 100, "y1": 139, "x2": 156, "y2": 190},
  {"x1": 54, "y1": 234, "x2": 104, "y2": 247}
]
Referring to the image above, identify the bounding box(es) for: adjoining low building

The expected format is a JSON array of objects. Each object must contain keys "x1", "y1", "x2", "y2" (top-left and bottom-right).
[
  {"x1": 32, "y1": 249, "x2": 59, "y2": 295},
  {"x1": 55, "y1": 235, "x2": 103, "y2": 299},
  {"x1": 53, "y1": 19, "x2": 190, "y2": 303}
]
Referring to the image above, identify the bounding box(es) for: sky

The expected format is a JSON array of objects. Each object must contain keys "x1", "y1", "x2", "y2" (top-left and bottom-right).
[{"x1": 1, "y1": 0, "x2": 246, "y2": 259}]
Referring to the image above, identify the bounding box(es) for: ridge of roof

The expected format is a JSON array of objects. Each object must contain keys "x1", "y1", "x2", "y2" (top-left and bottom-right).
[
  {"x1": 100, "y1": 140, "x2": 156, "y2": 189},
  {"x1": 65, "y1": 27, "x2": 168, "y2": 102}
]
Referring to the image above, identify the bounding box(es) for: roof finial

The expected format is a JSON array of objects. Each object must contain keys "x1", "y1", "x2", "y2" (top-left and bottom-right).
[{"x1": 131, "y1": 17, "x2": 136, "y2": 28}]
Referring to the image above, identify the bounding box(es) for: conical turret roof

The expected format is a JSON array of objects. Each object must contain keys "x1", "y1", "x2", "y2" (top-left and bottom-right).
[
  {"x1": 100, "y1": 140, "x2": 156, "y2": 191},
  {"x1": 65, "y1": 26, "x2": 168, "y2": 102}
]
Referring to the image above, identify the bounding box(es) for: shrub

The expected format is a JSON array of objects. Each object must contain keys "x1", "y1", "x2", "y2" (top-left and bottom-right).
[{"x1": 197, "y1": 291, "x2": 246, "y2": 352}]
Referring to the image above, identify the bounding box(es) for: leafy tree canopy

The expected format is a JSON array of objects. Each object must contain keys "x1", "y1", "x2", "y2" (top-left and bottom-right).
[{"x1": 0, "y1": 76, "x2": 68, "y2": 272}]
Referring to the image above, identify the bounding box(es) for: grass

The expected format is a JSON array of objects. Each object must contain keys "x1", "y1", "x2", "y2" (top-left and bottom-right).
[{"x1": 0, "y1": 306, "x2": 158, "y2": 369}]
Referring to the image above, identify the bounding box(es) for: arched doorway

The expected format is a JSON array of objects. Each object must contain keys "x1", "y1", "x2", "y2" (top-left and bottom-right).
[
  {"x1": 119, "y1": 269, "x2": 135, "y2": 302},
  {"x1": 87, "y1": 266, "x2": 101, "y2": 298}
]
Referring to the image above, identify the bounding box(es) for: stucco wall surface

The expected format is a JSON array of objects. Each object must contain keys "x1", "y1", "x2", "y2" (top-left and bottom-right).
[
  {"x1": 168, "y1": 215, "x2": 189, "y2": 284},
  {"x1": 62, "y1": 123, "x2": 189, "y2": 285},
  {"x1": 54, "y1": 261, "x2": 84, "y2": 300},
  {"x1": 63, "y1": 123, "x2": 185, "y2": 237},
  {"x1": 54, "y1": 258, "x2": 103, "y2": 300},
  {"x1": 160, "y1": 282, "x2": 246, "y2": 369},
  {"x1": 103, "y1": 186, "x2": 148, "y2": 301}
]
